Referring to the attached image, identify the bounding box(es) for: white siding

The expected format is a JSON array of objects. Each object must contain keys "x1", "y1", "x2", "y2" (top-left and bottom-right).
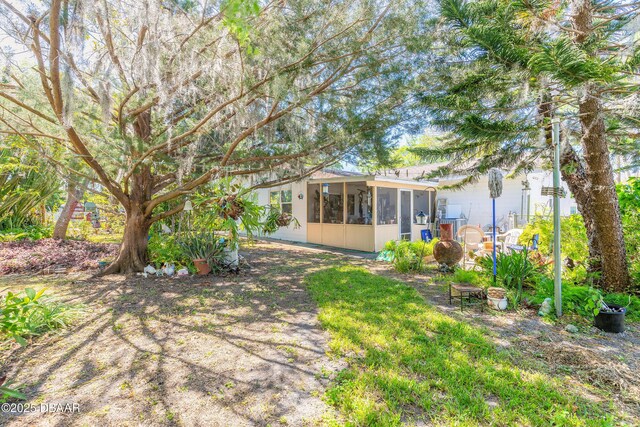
[
  {"x1": 256, "y1": 181, "x2": 307, "y2": 242},
  {"x1": 528, "y1": 171, "x2": 576, "y2": 217},
  {"x1": 438, "y1": 177, "x2": 522, "y2": 229},
  {"x1": 438, "y1": 172, "x2": 578, "y2": 230}
]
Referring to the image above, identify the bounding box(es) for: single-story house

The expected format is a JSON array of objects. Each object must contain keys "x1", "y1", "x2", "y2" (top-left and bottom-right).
[
  {"x1": 252, "y1": 169, "x2": 437, "y2": 252},
  {"x1": 251, "y1": 165, "x2": 580, "y2": 252}
]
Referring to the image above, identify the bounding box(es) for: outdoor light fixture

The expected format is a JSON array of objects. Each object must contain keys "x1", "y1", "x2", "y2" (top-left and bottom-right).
[
  {"x1": 183, "y1": 200, "x2": 193, "y2": 212},
  {"x1": 322, "y1": 183, "x2": 329, "y2": 194},
  {"x1": 416, "y1": 211, "x2": 428, "y2": 225},
  {"x1": 298, "y1": 192, "x2": 304, "y2": 200}
]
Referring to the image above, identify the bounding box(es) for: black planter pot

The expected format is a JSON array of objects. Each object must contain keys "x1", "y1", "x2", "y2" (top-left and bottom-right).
[{"x1": 594, "y1": 304, "x2": 626, "y2": 333}]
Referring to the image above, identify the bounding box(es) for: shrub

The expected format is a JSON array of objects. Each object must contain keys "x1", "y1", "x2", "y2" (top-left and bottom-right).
[
  {"x1": 148, "y1": 234, "x2": 193, "y2": 270},
  {"x1": 384, "y1": 238, "x2": 439, "y2": 273},
  {"x1": 529, "y1": 278, "x2": 640, "y2": 321},
  {"x1": 0, "y1": 225, "x2": 52, "y2": 242},
  {"x1": 178, "y1": 232, "x2": 226, "y2": 271},
  {"x1": 477, "y1": 249, "x2": 540, "y2": 304},
  {"x1": 450, "y1": 268, "x2": 483, "y2": 285},
  {"x1": 1, "y1": 288, "x2": 83, "y2": 346},
  {"x1": 519, "y1": 215, "x2": 589, "y2": 263}
]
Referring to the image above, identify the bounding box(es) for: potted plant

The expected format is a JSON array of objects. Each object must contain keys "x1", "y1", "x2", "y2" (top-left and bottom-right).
[
  {"x1": 178, "y1": 233, "x2": 223, "y2": 275},
  {"x1": 486, "y1": 287, "x2": 508, "y2": 310},
  {"x1": 594, "y1": 302, "x2": 626, "y2": 333}
]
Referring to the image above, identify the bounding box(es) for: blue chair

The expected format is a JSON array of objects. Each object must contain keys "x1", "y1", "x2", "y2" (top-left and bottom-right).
[{"x1": 421, "y1": 229, "x2": 433, "y2": 242}]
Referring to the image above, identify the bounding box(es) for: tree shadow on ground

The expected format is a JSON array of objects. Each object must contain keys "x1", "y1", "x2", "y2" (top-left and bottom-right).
[{"x1": 1, "y1": 245, "x2": 344, "y2": 427}]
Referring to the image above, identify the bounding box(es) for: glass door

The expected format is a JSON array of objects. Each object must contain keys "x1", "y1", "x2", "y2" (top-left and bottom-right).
[{"x1": 400, "y1": 190, "x2": 411, "y2": 240}]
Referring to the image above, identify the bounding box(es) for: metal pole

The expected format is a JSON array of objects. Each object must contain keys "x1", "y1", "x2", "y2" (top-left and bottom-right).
[
  {"x1": 552, "y1": 118, "x2": 562, "y2": 317},
  {"x1": 492, "y1": 197, "x2": 497, "y2": 286}
]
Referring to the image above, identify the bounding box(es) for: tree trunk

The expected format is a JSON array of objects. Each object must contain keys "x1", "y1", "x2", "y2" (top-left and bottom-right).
[
  {"x1": 53, "y1": 180, "x2": 83, "y2": 239},
  {"x1": 102, "y1": 206, "x2": 151, "y2": 274},
  {"x1": 571, "y1": 0, "x2": 630, "y2": 292},
  {"x1": 559, "y1": 143, "x2": 602, "y2": 273},
  {"x1": 539, "y1": 97, "x2": 602, "y2": 273},
  {"x1": 102, "y1": 164, "x2": 154, "y2": 275},
  {"x1": 578, "y1": 87, "x2": 630, "y2": 291}
]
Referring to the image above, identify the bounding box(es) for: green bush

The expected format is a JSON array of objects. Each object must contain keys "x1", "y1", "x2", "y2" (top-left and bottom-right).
[
  {"x1": 1, "y1": 288, "x2": 83, "y2": 346},
  {"x1": 529, "y1": 278, "x2": 640, "y2": 321},
  {"x1": 617, "y1": 179, "x2": 640, "y2": 288},
  {"x1": 519, "y1": 215, "x2": 589, "y2": 263},
  {"x1": 147, "y1": 235, "x2": 194, "y2": 271},
  {"x1": 0, "y1": 225, "x2": 52, "y2": 242},
  {"x1": 384, "y1": 238, "x2": 439, "y2": 273},
  {"x1": 450, "y1": 268, "x2": 483, "y2": 285},
  {"x1": 478, "y1": 250, "x2": 540, "y2": 304}
]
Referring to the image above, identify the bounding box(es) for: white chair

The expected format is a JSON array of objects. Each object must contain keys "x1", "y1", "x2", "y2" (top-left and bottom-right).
[{"x1": 497, "y1": 228, "x2": 523, "y2": 253}]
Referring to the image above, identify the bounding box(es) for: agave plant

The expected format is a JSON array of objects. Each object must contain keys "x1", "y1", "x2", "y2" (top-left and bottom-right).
[{"x1": 177, "y1": 232, "x2": 225, "y2": 268}]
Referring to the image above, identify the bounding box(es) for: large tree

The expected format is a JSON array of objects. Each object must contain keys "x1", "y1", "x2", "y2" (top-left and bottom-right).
[
  {"x1": 0, "y1": 0, "x2": 431, "y2": 273},
  {"x1": 414, "y1": 0, "x2": 639, "y2": 291}
]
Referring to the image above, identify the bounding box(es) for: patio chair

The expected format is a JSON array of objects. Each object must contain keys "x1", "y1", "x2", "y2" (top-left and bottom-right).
[
  {"x1": 497, "y1": 228, "x2": 523, "y2": 253},
  {"x1": 420, "y1": 229, "x2": 433, "y2": 242},
  {"x1": 456, "y1": 225, "x2": 485, "y2": 251},
  {"x1": 507, "y1": 233, "x2": 539, "y2": 253}
]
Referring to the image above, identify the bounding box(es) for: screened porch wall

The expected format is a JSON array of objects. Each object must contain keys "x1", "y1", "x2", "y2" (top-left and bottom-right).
[
  {"x1": 306, "y1": 180, "x2": 375, "y2": 251},
  {"x1": 306, "y1": 179, "x2": 436, "y2": 252}
]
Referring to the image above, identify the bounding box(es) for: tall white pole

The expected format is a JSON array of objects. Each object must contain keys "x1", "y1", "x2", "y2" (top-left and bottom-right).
[{"x1": 552, "y1": 118, "x2": 562, "y2": 317}]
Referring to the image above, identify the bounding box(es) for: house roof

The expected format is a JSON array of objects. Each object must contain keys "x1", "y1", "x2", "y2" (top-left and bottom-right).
[
  {"x1": 307, "y1": 174, "x2": 438, "y2": 188},
  {"x1": 310, "y1": 168, "x2": 363, "y2": 179}
]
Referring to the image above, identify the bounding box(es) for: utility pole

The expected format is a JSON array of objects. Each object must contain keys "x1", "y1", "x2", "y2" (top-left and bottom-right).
[{"x1": 552, "y1": 118, "x2": 562, "y2": 317}]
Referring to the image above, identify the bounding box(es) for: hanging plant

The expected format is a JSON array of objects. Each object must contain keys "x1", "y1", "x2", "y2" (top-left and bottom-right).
[
  {"x1": 214, "y1": 194, "x2": 245, "y2": 220},
  {"x1": 276, "y1": 211, "x2": 293, "y2": 227}
]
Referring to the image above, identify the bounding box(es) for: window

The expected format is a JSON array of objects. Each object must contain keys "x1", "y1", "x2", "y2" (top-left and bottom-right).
[
  {"x1": 346, "y1": 182, "x2": 372, "y2": 225},
  {"x1": 570, "y1": 206, "x2": 578, "y2": 215},
  {"x1": 323, "y1": 183, "x2": 344, "y2": 224},
  {"x1": 413, "y1": 190, "x2": 429, "y2": 223},
  {"x1": 307, "y1": 184, "x2": 321, "y2": 223},
  {"x1": 269, "y1": 189, "x2": 293, "y2": 214},
  {"x1": 377, "y1": 187, "x2": 397, "y2": 225}
]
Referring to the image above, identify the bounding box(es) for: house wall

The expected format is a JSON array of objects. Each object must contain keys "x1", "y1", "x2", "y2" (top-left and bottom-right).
[
  {"x1": 527, "y1": 171, "x2": 576, "y2": 216},
  {"x1": 438, "y1": 172, "x2": 577, "y2": 230},
  {"x1": 255, "y1": 181, "x2": 308, "y2": 243}
]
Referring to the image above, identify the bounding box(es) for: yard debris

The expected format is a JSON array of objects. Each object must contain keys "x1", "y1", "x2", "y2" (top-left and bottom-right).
[
  {"x1": 0, "y1": 239, "x2": 118, "y2": 275},
  {"x1": 565, "y1": 324, "x2": 579, "y2": 334}
]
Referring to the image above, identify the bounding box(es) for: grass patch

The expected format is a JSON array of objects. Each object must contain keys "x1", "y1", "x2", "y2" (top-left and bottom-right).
[{"x1": 306, "y1": 266, "x2": 614, "y2": 426}]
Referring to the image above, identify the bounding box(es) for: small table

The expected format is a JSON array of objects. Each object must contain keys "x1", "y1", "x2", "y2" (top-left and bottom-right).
[{"x1": 449, "y1": 283, "x2": 484, "y2": 312}]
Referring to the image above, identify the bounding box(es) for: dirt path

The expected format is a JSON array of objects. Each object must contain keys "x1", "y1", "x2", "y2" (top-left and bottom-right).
[
  {"x1": 1, "y1": 242, "x2": 346, "y2": 427},
  {"x1": 2, "y1": 240, "x2": 638, "y2": 425}
]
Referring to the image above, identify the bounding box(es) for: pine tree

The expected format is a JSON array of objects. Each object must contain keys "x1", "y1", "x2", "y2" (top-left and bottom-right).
[{"x1": 414, "y1": 0, "x2": 640, "y2": 291}]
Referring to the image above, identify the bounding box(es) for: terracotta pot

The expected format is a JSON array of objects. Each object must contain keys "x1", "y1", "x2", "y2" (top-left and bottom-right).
[
  {"x1": 440, "y1": 223, "x2": 454, "y2": 241},
  {"x1": 193, "y1": 258, "x2": 211, "y2": 275}
]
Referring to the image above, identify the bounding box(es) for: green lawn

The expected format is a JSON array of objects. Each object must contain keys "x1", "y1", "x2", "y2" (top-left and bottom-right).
[{"x1": 306, "y1": 266, "x2": 614, "y2": 426}]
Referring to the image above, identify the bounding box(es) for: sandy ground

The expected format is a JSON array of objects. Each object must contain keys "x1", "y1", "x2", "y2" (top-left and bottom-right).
[
  {"x1": 1, "y1": 242, "x2": 346, "y2": 427},
  {"x1": 1, "y1": 240, "x2": 638, "y2": 426}
]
